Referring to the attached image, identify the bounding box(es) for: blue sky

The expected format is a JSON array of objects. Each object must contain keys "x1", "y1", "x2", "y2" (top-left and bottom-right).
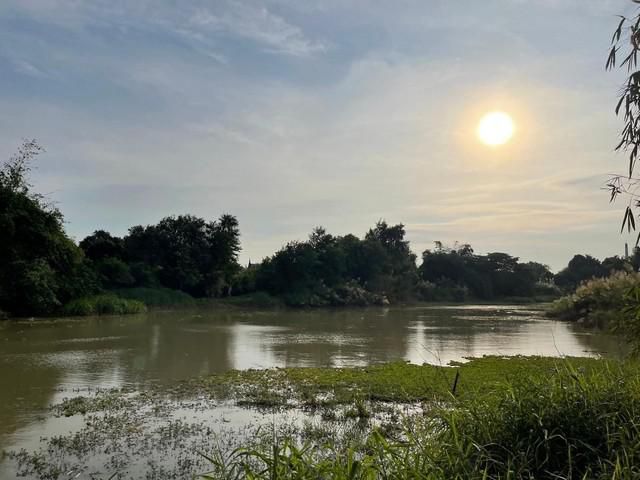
[{"x1": 0, "y1": 0, "x2": 636, "y2": 270}]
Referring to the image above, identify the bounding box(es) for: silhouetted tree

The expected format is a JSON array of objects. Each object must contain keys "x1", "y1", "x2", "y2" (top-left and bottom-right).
[
  {"x1": 420, "y1": 243, "x2": 553, "y2": 299},
  {"x1": 119, "y1": 213, "x2": 241, "y2": 297},
  {"x1": 554, "y1": 254, "x2": 606, "y2": 291},
  {"x1": 80, "y1": 230, "x2": 125, "y2": 261},
  {"x1": 0, "y1": 140, "x2": 97, "y2": 315},
  {"x1": 602, "y1": 255, "x2": 631, "y2": 274},
  {"x1": 255, "y1": 221, "x2": 417, "y2": 305}
]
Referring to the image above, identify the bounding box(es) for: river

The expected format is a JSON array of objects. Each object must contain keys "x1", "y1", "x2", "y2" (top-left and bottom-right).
[{"x1": 0, "y1": 304, "x2": 626, "y2": 478}]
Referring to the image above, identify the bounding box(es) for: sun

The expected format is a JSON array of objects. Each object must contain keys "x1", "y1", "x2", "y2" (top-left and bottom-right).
[{"x1": 477, "y1": 111, "x2": 515, "y2": 146}]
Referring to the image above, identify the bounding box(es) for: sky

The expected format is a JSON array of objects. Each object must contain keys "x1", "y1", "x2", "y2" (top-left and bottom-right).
[{"x1": 0, "y1": 0, "x2": 637, "y2": 271}]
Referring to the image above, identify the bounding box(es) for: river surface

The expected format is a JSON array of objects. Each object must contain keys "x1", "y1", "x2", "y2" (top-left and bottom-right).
[{"x1": 0, "y1": 304, "x2": 627, "y2": 477}]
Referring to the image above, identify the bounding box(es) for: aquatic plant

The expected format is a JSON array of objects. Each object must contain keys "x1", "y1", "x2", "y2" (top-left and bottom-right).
[
  {"x1": 197, "y1": 362, "x2": 640, "y2": 480},
  {"x1": 7, "y1": 356, "x2": 640, "y2": 479}
]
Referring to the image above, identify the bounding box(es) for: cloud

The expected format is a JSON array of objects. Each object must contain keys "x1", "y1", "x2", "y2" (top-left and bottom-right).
[
  {"x1": 0, "y1": 0, "x2": 632, "y2": 271},
  {"x1": 11, "y1": 58, "x2": 49, "y2": 78},
  {"x1": 189, "y1": 3, "x2": 326, "y2": 56},
  {"x1": 1, "y1": 0, "x2": 325, "y2": 58}
]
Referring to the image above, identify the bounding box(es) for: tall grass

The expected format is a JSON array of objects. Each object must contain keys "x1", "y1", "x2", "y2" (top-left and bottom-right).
[
  {"x1": 197, "y1": 362, "x2": 640, "y2": 480},
  {"x1": 435, "y1": 365, "x2": 640, "y2": 479},
  {"x1": 219, "y1": 292, "x2": 283, "y2": 308},
  {"x1": 62, "y1": 294, "x2": 146, "y2": 316},
  {"x1": 548, "y1": 271, "x2": 640, "y2": 328},
  {"x1": 114, "y1": 287, "x2": 195, "y2": 307}
]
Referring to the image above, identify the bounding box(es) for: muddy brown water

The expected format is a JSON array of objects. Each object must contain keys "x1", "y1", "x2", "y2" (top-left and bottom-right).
[{"x1": 0, "y1": 304, "x2": 627, "y2": 478}]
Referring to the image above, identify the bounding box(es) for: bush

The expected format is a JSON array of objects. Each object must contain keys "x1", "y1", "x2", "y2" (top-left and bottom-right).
[
  {"x1": 278, "y1": 281, "x2": 388, "y2": 307},
  {"x1": 222, "y1": 292, "x2": 283, "y2": 308},
  {"x1": 548, "y1": 271, "x2": 640, "y2": 328},
  {"x1": 9, "y1": 259, "x2": 61, "y2": 316},
  {"x1": 94, "y1": 257, "x2": 134, "y2": 288},
  {"x1": 232, "y1": 265, "x2": 258, "y2": 295},
  {"x1": 61, "y1": 297, "x2": 94, "y2": 316},
  {"x1": 128, "y1": 262, "x2": 160, "y2": 287},
  {"x1": 62, "y1": 294, "x2": 146, "y2": 316},
  {"x1": 114, "y1": 287, "x2": 195, "y2": 307},
  {"x1": 416, "y1": 279, "x2": 469, "y2": 302}
]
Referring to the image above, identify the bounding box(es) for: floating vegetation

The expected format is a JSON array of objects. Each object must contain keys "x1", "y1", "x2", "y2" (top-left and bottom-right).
[{"x1": 3, "y1": 356, "x2": 638, "y2": 479}]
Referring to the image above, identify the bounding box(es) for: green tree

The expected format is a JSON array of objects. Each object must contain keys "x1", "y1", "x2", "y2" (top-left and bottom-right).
[
  {"x1": 554, "y1": 254, "x2": 606, "y2": 291},
  {"x1": 602, "y1": 255, "x2": 631, "y2": 274},
  {"x1": 255, "y1": 221, "x2": 418, "y2": 305},
  {"x1": 122, "y1": 213, "x2": 241, "y2": 297},
  {"x1": 80, "y1": 230, "x2": 125, "y2": 261},
  {"x1": 364, "y1": 221, "x2": 418, "y2": 299},
  {"x1": 419, "y1": 243, "x2": 551, "y2": 299},
  {"x1": 206, "y1": 214, "x2": 241, "y2": 296},
  {"x1": 0, "y1": 140, "x2": 97, "y2": 316}
]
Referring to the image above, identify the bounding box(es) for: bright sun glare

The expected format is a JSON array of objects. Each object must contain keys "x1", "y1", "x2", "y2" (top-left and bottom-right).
[{"x1": 477, "y1": 111, "x2": 515, "y2": 146}]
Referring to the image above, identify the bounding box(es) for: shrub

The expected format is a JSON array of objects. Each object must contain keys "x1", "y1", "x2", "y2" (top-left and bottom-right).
[
  {"x1": 222, "y1": 291, "x2": 282, "y2": 308},
  {"x1": 114, "y1": 287, "x2": 195, "y2": 307},
  {"x1": 548, "y1": 271, "x2": 640, "y2": 328},
  {"x1": 9, "y1": 259, "x2": 61, "y2": 316},
  {"x1": 61, "y1": 297, "x2": 94, "y2": 316},
  {"x1": 62, "y1": 294, "x2": 146, "y2": 316},
  {"x1": 94, "y1": 257, "x2": 134, "y2": 288},
  {"x1": 416, "y1": 279, "x2": 469, "y2": 302},
  {"x1": 278, "y1": 281, "x2": 387, "y2": 307}
]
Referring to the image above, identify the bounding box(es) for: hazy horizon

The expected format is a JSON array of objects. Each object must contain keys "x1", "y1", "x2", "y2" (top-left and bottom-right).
[{"x1": 1, "y1": 0, "x2": 637, "y2": 271}]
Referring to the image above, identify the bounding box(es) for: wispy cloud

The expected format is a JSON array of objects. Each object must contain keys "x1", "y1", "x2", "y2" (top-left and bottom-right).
[
  {"x1": 0, "y1": 0, "x2": 632, "y2": 270},
  {"x1": 2, "y1": 0, "x2": 325, "y2": 58},
  {"x1": 11, "y1": 58, "x2": 49, "y2": 78},
  {"x1": 190, "y1": 3, "x2": 326, "y2": 56}
]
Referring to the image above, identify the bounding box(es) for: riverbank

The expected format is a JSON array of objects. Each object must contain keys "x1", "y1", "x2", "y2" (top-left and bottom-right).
[
  {"x1": 1, "y1": 289, "x2": 561, "y2": 321},
  {"x1": 4, "y1": 355, "x2": 638, "y2": 479}
]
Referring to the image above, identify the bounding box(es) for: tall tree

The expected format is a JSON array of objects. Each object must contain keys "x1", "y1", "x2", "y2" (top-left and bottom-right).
[
  {"x1": 554, "y1": 254, "x2": 606, "y2": 291},
  {"x1": 0, "y1": 140, "x2": 97, "y2": 315},
  {"x1": 80, "y1": 230, "x2": 125, "y2": 261},
  {"x1": 121, "y1": 213, "x2": 241, "y2": 297},
  {"x1": 420, "y1": 242, "x2": 552, "y2": 299}
]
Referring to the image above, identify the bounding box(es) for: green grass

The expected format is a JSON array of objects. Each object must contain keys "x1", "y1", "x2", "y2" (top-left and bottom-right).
[
  {"x1": 186, "y1": 356, "x2": 617, "y2": 409},
  {"x1": 197, "y1": 358, "x2": 640, "y2": 480},
  {"x1": 114, "y1": 287, "x2": 196, "y2": 307},
  {"x1": 62, "y1": 294, "x2": 146, "y2": 316},
  {"x1": 215, "y1": 292, "x2": 284, "y2": 308}
]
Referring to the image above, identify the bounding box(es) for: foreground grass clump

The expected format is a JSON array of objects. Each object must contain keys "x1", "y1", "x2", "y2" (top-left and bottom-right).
[
  {"x1": 198, "y1": 361, "x2": 640, "y2": 480},
  {"x1": 439, "y1": 367, "x2": 640, "y2": 479},
  {"x1": 114, "y1": 286, "x2": 196, "y2": 307},
  {"x1": 548, "y1": 271, "x2": 640, "y2": 327},
  {"x1": 62, "y1": 294, "x2": 146, "y2": 316}
]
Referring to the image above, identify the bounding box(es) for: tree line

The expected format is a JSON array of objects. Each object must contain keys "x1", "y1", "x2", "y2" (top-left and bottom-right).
[{"x1": 0, "y1": 140, "x2": 635, "y2": 316}]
